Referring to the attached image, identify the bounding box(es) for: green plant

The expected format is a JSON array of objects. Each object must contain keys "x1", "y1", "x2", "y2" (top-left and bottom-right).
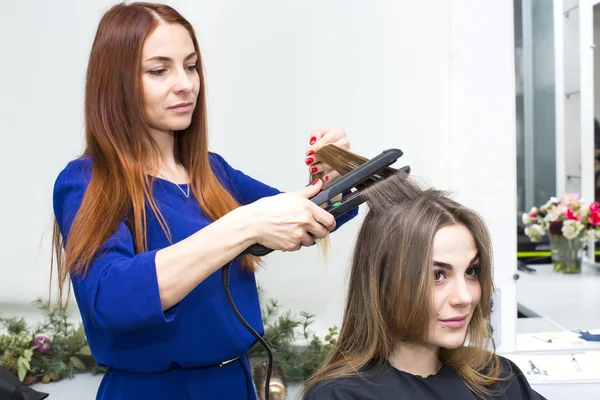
[
  {"x1": 248, "y1": 285, "x2": 338, "y2": 382},
  {"x1": 1, "y1": 289, "x2": 336, "y2": 385},
  {"x1": 0, "y1": 298, "x2": 105, "y2": 385}
]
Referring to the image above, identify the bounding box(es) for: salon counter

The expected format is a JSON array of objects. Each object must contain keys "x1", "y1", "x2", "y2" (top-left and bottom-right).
[
  {"x1": 516, "y1": 262, "x2": 600, "y2": 333},
  {"x1": 510, "y1": 262, "x2": 600, "y2": 399}
]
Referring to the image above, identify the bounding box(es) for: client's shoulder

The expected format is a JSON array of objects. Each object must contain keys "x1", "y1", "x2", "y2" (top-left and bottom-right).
[
  {"x1": 303, "y1": 363, "x2": 392, "y2": 400},
  {"x1": 495, "y1": 354, "x2": 525, "y2": 378}
]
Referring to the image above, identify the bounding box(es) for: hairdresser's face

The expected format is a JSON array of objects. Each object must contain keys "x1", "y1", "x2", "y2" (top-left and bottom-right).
[
  {"x1": 424, "y1": 224, "x2": 481, "y2": 350},
  {"x1": 141, "y1": 23, "x2": 200, "y2": 135}
]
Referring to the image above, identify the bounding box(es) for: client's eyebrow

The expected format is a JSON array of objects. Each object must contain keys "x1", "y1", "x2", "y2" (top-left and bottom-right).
[
  {"x1": 433, "y1": 253, "x2": 480, "y2": 270},
  {"x1": 145, "y1": 52, "x2": 197, "y2": 62}
]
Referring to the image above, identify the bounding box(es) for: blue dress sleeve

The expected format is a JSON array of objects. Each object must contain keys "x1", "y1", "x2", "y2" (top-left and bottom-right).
[
  {"x1": 53, "y1": 159, "x2": 177, "y2": 333},
  {"x1": 209, "y1": 152, "x2": 359, "y2": 227}
]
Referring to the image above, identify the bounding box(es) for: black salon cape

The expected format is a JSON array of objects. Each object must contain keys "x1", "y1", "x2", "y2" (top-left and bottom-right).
[{"x1": 305, "y1": 356, "x2": 547, "y2": 400}]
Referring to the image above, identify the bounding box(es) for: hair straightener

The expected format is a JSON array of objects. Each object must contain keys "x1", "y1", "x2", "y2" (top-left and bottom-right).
[{"x1": 221, "y1": 148, "x2": 409, "y2": 400}]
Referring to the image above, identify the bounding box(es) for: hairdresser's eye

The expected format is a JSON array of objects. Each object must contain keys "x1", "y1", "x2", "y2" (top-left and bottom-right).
[
  {"x1": 186, "y1": 65, "x2": 198, "y2": 72},
  {"x1": 433, "y1": 270, "x2": 445, "y2": 282},
  {"x1": 466, "y1": 265, "x2": 479, "y2": 277},
  {"x1": 148, "y1": 68, "x2": 166, "y2": 76}
]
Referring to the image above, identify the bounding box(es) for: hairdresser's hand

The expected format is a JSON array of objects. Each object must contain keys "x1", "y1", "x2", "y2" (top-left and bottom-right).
[
  {"x1": 244, "y1": 179, "x2": 336, "y2": 251},
  {"x1": 305, "y1": 125, "x2": 350, "y2": 183}
]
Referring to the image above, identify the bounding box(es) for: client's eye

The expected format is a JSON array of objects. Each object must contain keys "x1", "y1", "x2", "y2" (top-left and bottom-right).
[
  {"x1": 433, "y1": 270, "x2": 445, "y2": 282},
  {"x1": 466, "y1": 265, "x2": 480, "y2": 277}
]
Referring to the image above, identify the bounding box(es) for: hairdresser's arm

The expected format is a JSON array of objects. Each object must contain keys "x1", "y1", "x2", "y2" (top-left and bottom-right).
[
  {"x1": 211, "y1": 152, "x2": 359, "y2": 231},
  {"x1": 54, "y1": 163, "x2": 332, "y2": 332},
  {"x1": 155, "y1": 183, "x2": 332, "y2": 310}
]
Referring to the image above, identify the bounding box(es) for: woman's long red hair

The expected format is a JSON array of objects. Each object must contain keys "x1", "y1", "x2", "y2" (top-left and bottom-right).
[{"x1": 51, "y1": 2, "x2": 254, "y2": 307}]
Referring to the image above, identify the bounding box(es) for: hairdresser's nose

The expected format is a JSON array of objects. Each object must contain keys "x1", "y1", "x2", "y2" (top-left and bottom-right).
[
  {"x1": 448, "y1": 277, "x2": 473, "y2": 308},
  {"x1": 172, "y1": 68, "x2": 194, "y2": 93}
]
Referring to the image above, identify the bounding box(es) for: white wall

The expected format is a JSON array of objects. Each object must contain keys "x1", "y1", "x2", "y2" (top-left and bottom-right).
[
  {"x1": 449, "y1": 1, "x2": 518, "y2": 352},
  {"x1": 0, "y1": 1, "x2": 517, "y2": 351}
]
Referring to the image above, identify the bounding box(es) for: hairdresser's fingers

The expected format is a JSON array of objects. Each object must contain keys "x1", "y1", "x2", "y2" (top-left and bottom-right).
[
  {"x1": 306, "y1": 217, "x2": 330, "y2": 240},
  {"x1": 300, "y1": 233, "x2": 316, "y2": 248},
  {"x1": 308, "y1": 128, "x2": 328, "y2": 148},
  {"x1": 320, "y1": 169, "x2": 341, "y2": 184},
  {"x1": 307, "y1": 159, "x2": 325, "y2": 174},
  {"x1": 310, "y1": 206, "x2": 336, "y2": 231},
  {"x1": 308, "y1": 126, "x2": 350, "y2": 154}
]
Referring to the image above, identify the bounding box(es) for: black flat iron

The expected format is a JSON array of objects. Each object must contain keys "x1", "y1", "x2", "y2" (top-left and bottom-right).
[
  {"x1": 242, "y1": 148, "x2": 410, "y2": 257},
  {"x1": 221, "y1": 148, "x2": 409, "y2": 400}
]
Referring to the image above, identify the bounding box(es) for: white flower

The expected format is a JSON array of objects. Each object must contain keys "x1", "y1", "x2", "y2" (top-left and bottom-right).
[
  {"x1": 546, "y1": 206, "x2": 560, "y2": 222},
  {"x1": 522, "y1": 213, "x2": 531, "y2": 224},
  {"x1": 530, "y1": 207, "x2": 539, "y2": 214},
  {"x1": 562, "y1": 220, "x2": 584, "y2": 240},
  {"x1": 549, "y1": 197, "x2": 558, "y2": 204},
  {"x1": 525, "y1": 224, "x2": 545, "y2": 241},
  {"x1": 557, "y1": 204, "x2": 568, "y2": 215},
  {"x1": 584, "y1": 230, "x2": 596, "y2": 244}
]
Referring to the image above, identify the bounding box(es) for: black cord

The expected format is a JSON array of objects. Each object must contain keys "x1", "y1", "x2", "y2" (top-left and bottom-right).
[{"x1": 222, "y1": 261, "x2": 273, "y2": 400}]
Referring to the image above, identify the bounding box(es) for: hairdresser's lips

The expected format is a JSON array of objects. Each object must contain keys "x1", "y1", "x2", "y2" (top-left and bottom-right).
[
  {"x1": 168, "y1": 102, "x2": 194, "y2": 113},
  {"x1": 439, "y1": 315, "x2": 468, "y2": 329}
]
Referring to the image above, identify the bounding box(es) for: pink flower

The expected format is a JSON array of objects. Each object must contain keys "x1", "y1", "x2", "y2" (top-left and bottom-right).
[
  {"x1": 561, "y1": 193, "x2": 580, "y2": 206},
  {"x1": 591, "y1": 202, "x2": 600, "y2": 212},
  {"x1": 32, "y1": 335, "x2": 52, "y2": 355},
  {"x1": 589, "y1": 209, "x2": 600, "y2": 226},
  {"x1": 566, "y1": 208, "x2": 579, "y2": 221}
]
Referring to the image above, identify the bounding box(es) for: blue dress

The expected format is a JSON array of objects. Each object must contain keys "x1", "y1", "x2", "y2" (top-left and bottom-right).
[{"x1": 52, "y1": 152, "x2": 358, "y2": 400}]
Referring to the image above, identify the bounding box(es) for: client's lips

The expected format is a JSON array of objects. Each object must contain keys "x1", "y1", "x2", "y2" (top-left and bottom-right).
[{"x1": 439, "y1": 315, "x2": 468, "y2": 329}]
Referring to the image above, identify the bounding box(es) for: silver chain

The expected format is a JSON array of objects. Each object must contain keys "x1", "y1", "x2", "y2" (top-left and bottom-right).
[{"x1": 157, "y1": 172, "x2": 190, "y2": 198}]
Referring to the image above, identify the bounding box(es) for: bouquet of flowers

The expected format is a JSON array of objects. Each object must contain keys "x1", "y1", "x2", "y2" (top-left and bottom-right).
[
  {"x1": 522, "y1": 194, "x2": 600, "y2": 243},
  {"x1": 522, "y1": 193, "x2": 600, "y2": 273}
]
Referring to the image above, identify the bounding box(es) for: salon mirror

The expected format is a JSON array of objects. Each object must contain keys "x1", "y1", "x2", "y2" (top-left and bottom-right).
[{"x1": 513, "y1": 0, "x2": 600, "y2": 356}]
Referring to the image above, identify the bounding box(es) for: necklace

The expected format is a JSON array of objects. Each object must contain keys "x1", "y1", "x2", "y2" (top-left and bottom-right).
[{"x1": 157, "y1": 172, "x2": 190, "y2": 198}]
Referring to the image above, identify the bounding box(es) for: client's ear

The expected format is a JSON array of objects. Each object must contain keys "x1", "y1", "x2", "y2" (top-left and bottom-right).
[{"x1": 0, "y1": 367, "x2": 49, "y2": 400}]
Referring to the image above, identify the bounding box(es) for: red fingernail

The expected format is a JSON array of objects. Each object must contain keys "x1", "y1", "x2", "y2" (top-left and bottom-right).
[
  {"x1": 306, "y1": 150, "x2": 314, "y2": 156},
  {"x1": 312, "y1": 179, "x2": 320, "y2": 185},
  {"x1": 305, "y1": 157, "x2": 314, "y2": 165},
  {"x1": 310, "y1": 136, "x2": 316, "y2": 145},
  {"x1": 311, "y1": 167, "x2": 318, "y2": 174},
  {"x1": 325, "y1": 176, "x2": 329, "y2": 181}
]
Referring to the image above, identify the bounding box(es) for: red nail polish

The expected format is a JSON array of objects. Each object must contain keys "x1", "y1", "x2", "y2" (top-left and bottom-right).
[
  {"x1": 306, "y1": 150, "x2": 314, "y2": 156},
  {"x1": 312, "y1": 179, "x2": 320, "y2": 185},
  {"x1": 311, "y1": 167, "x2": 318, "y2": 174},
  {"x1": 305, "y1": 157, "x2": 314, "y2": 165},
  {"x1": 310, "y1": 136, "x2": 316, "y2": 145},
  {"x1": 325, "y1": 176, "x2": 329, "y2": 181}
]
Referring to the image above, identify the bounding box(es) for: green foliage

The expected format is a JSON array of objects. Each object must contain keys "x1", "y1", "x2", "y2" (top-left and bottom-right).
[
  {"x1": 0, "y1": 298, "x2": 105, "y2": 385},
  {"x1": 248, "y1": 286, "x2": 338, "y2": 382},
  {"x1": 1, "y1": 290, "x2": 337, "y2": 385}
]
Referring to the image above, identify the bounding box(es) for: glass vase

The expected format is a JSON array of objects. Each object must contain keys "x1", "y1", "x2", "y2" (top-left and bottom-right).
[{"x1": 549, "y1": 235, "x2": 583, "y2": 274}]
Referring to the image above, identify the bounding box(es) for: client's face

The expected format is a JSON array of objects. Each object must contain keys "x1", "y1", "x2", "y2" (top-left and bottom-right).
[{"x1": 424, "y1": 224, "x2": 481, "y2": 350}]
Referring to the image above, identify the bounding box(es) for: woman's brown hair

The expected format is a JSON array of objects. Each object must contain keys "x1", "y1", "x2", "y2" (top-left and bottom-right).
[
  {"x1": 303, "y1": 145, "x2": 503, "y2": 398},
  {"x1": 51, "y1": 2, "x2": 255, "y2": 307}
]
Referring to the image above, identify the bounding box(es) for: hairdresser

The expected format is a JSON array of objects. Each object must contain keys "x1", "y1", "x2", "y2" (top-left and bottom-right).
[{"x1": 51, "y1": 3, "x2": 358, "y2": 399}]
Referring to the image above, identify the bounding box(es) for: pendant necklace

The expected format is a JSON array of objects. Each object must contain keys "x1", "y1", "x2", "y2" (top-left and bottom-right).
[{"x1": 157, "y1": 172, "x2": 190, "y2": 198}]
